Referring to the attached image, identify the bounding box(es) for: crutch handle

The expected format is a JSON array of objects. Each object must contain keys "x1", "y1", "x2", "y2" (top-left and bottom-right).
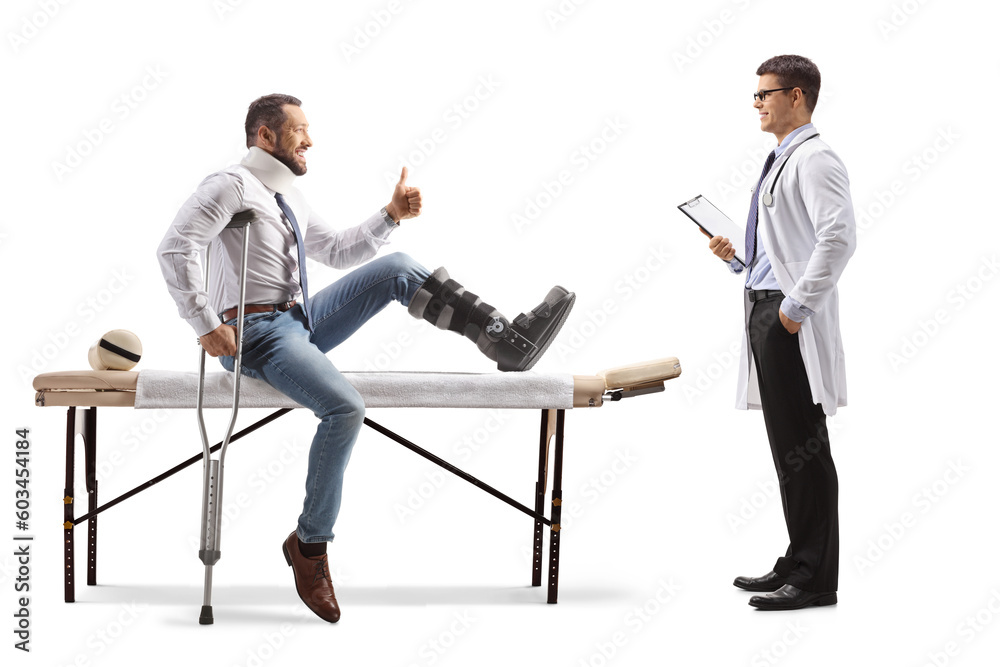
[{"x1": 227, "y1": 209, "x2": 259, "y2": 228}]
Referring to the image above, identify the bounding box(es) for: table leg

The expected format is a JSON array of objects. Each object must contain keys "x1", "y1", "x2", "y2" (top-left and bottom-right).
[{"x1": 547, "y1": 409, "x2": 565, "y2": 604}]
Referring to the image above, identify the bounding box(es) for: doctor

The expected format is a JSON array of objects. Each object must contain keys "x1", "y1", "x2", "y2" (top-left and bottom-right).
[{"x1": 709, "y1": 54, "x2": 856, "y2": 610}]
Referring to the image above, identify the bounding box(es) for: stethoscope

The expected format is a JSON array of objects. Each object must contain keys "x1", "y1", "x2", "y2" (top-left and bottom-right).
[{"x1": 761, "y1": 133, "x2": 819, "y2": 207}]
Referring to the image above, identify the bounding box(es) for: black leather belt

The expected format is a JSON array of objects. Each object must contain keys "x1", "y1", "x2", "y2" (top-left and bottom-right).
[
  {"x1": 221, "y1": 300, "x2": 296, "y2": 322},
  {"x1": 747, "y1": 289, "x2": 784, "y2": 302}
]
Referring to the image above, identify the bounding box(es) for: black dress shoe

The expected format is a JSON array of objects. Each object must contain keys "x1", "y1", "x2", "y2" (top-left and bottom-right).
[
  {"x1": 733, "y1": 570, "x2": 787, "y2": 592},
  {"x1": 748, "y1": 584, "x2": 837, "y2": 610}
]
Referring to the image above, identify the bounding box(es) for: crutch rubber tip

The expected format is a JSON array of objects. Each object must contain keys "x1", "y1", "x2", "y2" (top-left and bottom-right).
[{"x1": 199, "y1": 605, "x2": 214, "y2": 625}]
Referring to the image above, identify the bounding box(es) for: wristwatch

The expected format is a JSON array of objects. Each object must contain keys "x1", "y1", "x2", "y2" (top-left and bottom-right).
[{"x1": 380, "y1": 206, "x2": 397, "y2": 227}]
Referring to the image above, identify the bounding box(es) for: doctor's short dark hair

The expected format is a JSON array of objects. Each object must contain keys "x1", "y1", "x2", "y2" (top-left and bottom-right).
[
  {"x1": 757, "y1": 55, "x2": 821, "y2": 113},
  {"x1": 245, "y1": 94, "x2": 302, "y2": 148}
]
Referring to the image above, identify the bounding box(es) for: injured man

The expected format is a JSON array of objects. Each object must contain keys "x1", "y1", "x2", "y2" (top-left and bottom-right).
[{"x1": 156, "y1": 94, "x2": 574, "y2": 623}]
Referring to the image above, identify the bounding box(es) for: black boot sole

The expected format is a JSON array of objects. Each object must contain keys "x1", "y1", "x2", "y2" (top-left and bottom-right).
[{"x1": 499, "y1": 291, "x2": 575, "y2": 372}]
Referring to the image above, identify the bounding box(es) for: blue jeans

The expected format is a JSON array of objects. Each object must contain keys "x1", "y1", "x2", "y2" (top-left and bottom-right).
[{"x1": 219, "y1": 252, "x2": 431, "y2": 543}]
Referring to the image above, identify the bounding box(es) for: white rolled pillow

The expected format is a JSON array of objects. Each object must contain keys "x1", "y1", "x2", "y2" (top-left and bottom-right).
[{"x1": 88, "y1": 329, "x2": 142, "y2": 371}]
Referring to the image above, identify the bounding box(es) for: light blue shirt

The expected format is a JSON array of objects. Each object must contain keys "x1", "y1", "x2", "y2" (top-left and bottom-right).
[{"x1": 730, "y1": 123, "x2": 815, "y2": 323}]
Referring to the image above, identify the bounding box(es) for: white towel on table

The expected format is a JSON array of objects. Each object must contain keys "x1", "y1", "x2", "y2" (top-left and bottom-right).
[{"x1": 135, "y1": 370, "x2": 575, "y2": 410}]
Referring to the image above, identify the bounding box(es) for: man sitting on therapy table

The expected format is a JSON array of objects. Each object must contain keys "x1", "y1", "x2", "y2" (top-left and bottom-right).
[
  {"x1": 709, "y1": 55, "x2": 856, "y2": 610},
  {"x1": 157, "y1": 94, "x2": 574, "y2": 622}
]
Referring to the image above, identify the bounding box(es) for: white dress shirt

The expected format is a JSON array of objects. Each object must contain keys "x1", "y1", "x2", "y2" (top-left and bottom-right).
[{"x1": 158, "y1": 147, "x2": 396, "y2": 336}]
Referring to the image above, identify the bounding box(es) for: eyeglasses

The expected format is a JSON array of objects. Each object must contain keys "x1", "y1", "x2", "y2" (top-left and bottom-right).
[{"x1": 753, "y1": 87, "x2": 797, "y2": 102}]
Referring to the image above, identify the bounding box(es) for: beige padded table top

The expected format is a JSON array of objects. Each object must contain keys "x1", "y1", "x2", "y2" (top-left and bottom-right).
[{"x1": 33, "y1": 358, "x2": 681, "y2": 410}]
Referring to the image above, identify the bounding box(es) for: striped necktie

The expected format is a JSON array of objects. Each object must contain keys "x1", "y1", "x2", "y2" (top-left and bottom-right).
[
  {"x1": 274, "y1": 193, "x2": 313, "y2": 332},
  {"x1": 744, "y1": 150, "x2": 776, "y2": 277}
]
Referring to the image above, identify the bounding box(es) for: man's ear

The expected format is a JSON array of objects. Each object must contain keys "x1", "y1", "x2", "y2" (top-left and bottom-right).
[
  {"x1": 256, "y1": 124, "x2": 276, "y2": 150},
  {"x1": 792, "y1": 87, "x2": 807, "y2": 109}
]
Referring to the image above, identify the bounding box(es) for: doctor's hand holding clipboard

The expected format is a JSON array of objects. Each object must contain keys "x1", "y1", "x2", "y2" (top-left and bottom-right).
[
  {"x1": 681, "y1": 199, "x2": 799, "y2": 334},
  {"x1": 676, "y1": 194, "x2": 743, "y2": 265},
  {"x1": 708, "y1": 234, "x2": 737, "y2": 263}
]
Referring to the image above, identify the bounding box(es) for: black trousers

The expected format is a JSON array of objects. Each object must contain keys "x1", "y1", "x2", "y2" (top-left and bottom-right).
[{"x1": 747, "y1": 294, "x2": 839, "y2": 593}]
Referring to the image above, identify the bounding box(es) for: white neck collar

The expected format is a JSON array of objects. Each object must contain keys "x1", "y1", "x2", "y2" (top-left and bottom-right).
[{"x1": 241, "y1": 146, "x2": 298, "y2": 194}]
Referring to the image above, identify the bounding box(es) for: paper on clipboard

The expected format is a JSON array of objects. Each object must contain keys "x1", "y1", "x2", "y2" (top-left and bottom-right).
[{"x1": 677, "y1": 195, "x2": 746, "y2": 267}]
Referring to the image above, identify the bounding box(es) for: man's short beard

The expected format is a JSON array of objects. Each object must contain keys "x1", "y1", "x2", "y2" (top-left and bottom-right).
[{"x1": 271, "y1": 145, "x2": 307, "y2": 176}]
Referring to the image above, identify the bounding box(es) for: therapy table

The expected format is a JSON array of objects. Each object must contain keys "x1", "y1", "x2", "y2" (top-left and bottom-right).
[{"x1": 33, "y1": 358, "x2": 680, "y2": 610}]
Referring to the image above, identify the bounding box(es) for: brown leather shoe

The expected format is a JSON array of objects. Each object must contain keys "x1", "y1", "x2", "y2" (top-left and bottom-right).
[{"x1": 282, "y1": 531, "x2": 340, "y2": 623}]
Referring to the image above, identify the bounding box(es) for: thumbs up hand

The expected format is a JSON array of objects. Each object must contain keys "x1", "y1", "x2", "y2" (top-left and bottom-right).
[{"x1": 385, "y1": 166, "x2": 422, "y2": 222}]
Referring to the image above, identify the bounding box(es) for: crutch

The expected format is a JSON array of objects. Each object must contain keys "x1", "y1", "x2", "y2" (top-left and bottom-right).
[{"x1": 196, "y1": 209, "x2": 258, "y2": 625}]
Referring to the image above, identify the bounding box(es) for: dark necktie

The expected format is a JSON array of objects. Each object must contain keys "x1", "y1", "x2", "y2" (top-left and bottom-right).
[
  {"x1": 274, "y1": 192, "x2": 313, "y2": 332},
  {"x1": 744, "y1": 150, "x2": 776, "y2": 277}
]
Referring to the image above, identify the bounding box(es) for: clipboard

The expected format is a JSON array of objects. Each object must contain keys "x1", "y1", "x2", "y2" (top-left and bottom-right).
[{"x1": 677, "y1": 194, "x2": 746, "y2": 267}]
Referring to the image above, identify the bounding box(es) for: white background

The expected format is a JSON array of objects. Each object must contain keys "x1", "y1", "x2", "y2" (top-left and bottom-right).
[{"x1": 3, "y1": 0, "x2": 999, "y2": 665}]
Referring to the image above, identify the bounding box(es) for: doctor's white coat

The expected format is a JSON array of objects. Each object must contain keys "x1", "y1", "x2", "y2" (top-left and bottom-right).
[{"x1": 736, "y1": 129, "x2": 857, "y2": 417}]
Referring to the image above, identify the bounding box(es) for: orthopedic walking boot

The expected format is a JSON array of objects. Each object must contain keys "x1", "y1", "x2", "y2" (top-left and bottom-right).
[
  {"x1": 409, "y1": 267, "x2": 575, "y2": 372},
  {"x1": 282, "y1": 531, "x2": 341, "y2": 623}
]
